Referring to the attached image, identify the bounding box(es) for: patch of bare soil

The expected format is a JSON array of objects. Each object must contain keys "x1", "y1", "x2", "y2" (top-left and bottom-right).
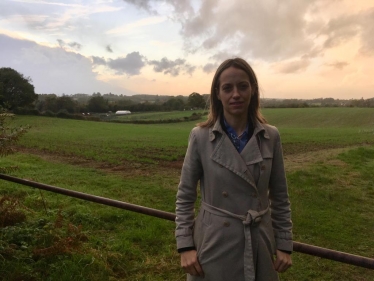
[
  {"x1": 18, "y1": 144, "x2": 368, "y2": 177},
  {"x1": 284, "y1": 146, "x2": 361, "y2": 173},
  {"x1": 17, "y1": 147, "x2": 183, "y2": 178}
]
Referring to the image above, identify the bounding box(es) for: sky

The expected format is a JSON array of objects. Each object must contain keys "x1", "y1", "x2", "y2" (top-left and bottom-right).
[{"x1": 0, "y1": 0, "x2": 373, "y2": 100}]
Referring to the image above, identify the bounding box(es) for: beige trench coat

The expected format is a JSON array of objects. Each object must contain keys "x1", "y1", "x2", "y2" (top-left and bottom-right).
[{"x1": 175, "y1": 119, "x2": 293, "y2": 281}]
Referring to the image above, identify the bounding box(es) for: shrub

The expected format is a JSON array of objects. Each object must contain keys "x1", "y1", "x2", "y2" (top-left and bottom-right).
[{"x1": 0, "y1": 112, "x2": 29, "y2": 173}]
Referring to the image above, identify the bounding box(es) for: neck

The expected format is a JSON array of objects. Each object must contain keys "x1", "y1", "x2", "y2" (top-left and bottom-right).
[{"x1": 224, "y1": 114, "x2": 248, "y2": 136}]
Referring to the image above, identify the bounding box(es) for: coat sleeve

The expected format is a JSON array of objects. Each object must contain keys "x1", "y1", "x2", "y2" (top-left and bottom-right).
[
  {"x1": 175, "y1": 128, "x2": 203, "y2": 250},
  {"x1": 268, "y1": 129, "x2": 293, "y2": 252}
]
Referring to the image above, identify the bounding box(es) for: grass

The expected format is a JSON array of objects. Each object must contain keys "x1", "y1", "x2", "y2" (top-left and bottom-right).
[{"x1": 1, "y1": 107, "x2": 374, "y2": 280}]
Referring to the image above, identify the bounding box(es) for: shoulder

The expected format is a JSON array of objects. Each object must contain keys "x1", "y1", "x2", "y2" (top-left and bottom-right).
[
  {"x1": 261, "y1": 123, "x2": 281, "y2": 141},
  {"x1": 262, "y1": 123, "x2": 279, "y2": 134},
  {"x1": 190, "y1": 125, "x2": 209, "y2": 139}
]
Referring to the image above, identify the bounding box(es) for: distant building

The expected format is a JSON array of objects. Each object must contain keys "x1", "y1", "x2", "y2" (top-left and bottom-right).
[{"x1": 115, "y1": 110, "x2": 131, "y2": 115}]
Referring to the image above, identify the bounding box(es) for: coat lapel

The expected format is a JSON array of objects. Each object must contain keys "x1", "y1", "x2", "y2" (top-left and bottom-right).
[{"x1": 209, "y1": 120, "x2": 258, "y2": 190}]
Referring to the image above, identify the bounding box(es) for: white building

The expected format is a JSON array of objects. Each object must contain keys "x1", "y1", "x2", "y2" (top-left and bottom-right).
[{"x1": 115, "y1": 110, "x2": 131, "y2": 115}]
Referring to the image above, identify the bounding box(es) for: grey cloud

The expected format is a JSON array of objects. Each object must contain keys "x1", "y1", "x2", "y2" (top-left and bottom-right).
[
  {"x1": 202, "y1": 63, "x2": 217, "y2": 74},
  {"x1": 184, "y1": 64, "x2": 196, "y2": 75},
  {"x1": 0, "y1": 34, "x2": 136, "y2": 95},
  {"x1": 359, "y1": 8, "x2": 374, "y2": 55},
  {"x1": 57, "y1": 39, "x2": 65, "y2": 48},
  {"x1": 122, "y1": 0, "x2": 158, "y2": 14},
  {"x1": 58, "y1": 39, "x2": 82, "y2": 51},
  {"x1": 122, "y1": 0, "x2": 193, "y2": 16},
  {"x1": 106, "y1": 45, "x2": 113, "y2": 53},
  {"x1": 68, "y1": 42, "x2": 82, "y2": 50},
  {"x1": 107, "y1": 52, "x2": 146, "y2": 76},
  {"x1": 317, "y1": 8, "x2": 374, "y2": 56},
  {"x1": 129, "y1": 0, "x2": 372, "y2": 64},
  {"x1": 274, "y1": 59, "x2": 310, "y2": 74},
  {"x1": 164, "y1": 0, "x2": 193, "y2": 15},
  {"x1": 148, "y1": 57, "x2": 195, "y2": 76},
  {"x1": 92, "y1": 56, "x2": 107, "y2": 65},
  {"x1": 178, "y1": 0, "x2": 316, "y2": 61},
  {"x1": 326, "y1": 61, "x2": 348, "y2": 70},
  {"x1": 321, "y1": 14, "x2": 360, "y2": 49}
]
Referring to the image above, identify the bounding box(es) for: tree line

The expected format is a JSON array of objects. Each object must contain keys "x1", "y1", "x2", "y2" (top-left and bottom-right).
[{"x1": 1, "y1": 67, "x2": 374, "y2": 116}]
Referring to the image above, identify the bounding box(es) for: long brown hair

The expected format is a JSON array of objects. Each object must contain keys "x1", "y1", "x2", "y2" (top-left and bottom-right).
[{"x1": 199, "y1": 58, "x2": 266, "y2": 127}]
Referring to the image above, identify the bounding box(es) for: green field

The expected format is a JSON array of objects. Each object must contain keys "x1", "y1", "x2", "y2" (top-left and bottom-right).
[{"x1": 1, "y1": 107, "x2": 374, "y2": 280}]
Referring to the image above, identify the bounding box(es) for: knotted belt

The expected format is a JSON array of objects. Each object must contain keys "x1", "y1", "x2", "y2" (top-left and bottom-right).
[{"x1": 201, "y1": 201, "x2": 270, "y2": 281}]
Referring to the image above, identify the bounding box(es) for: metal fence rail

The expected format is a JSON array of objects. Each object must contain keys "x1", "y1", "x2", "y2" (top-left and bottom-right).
[{"x1": 0, "y1": 173, "x2": 373, "y2": 270}]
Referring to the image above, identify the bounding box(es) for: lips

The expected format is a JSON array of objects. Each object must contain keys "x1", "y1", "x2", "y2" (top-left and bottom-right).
[{"x1": 230, "y1": 101, "x2": 244, "y2": 107}]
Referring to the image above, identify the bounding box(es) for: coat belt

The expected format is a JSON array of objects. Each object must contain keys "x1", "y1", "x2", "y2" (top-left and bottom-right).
[{"x1": 201, "y1": 202, "x2": 270, "y2": 281}]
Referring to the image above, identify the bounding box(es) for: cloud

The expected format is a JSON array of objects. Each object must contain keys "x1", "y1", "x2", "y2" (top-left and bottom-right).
[
  {"x1": 123, "y1": 0, "x2": 372, "y2": 65},
  {"x1": 68, "y1": 41, "x2": 82, "y2": 50},
  {"x1": 321, "y1": 14, "x2": 360, "y2": 49},
  {"x1": 121, "y1": 0, "x2": 158, "y2": 15},
  {"x1": 121, "y1": 0, "x2": 193, "y2": 16},
  {"x1": 148, "y1": 57, "x2": 196, "y2": 76},
  {"x1": 178, "y1": 0, "x2": 318, "y2": 61},
  {"x1": 106, "y1": 16, "x2": 165, "y2": 35},
  {"x1": 358, "y1": 8, "x2": 374, "y2": 55},
  {"x1": 274, "y1": 58, "x2": 311, "y2": 74},
  {"x1": 326, "y1": 61, "x2": 349, "y2": 70},
  {"x1": 202, "y1": 63, "x2": 217, "y2": 73},
  {"x1": 57, "y1": 39, "x2": 65, "y2": 48},
  {"x1": 57, "y1": 39, "x2": 82, "y2": 51},
  {"x1": 92, "y1": 56, "x2": 107, "y2": 65},
  {"x1": 0, "y1": 34, "x2": 134, "y2": 95},
  {"x1": 107, "y1": 52, "x2": 146, "y2": 76},
  {"x1": 106, "y1": 45, "x2": 113, "y2": 52}
]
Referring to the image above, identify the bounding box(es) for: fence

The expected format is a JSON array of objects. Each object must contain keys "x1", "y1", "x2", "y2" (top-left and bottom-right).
[{"x1": 0, "y1": 173, "x2": 373, "y2": 270}]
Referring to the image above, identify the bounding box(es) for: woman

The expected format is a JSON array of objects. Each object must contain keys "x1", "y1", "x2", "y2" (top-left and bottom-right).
[{"x1": 175, "y1": 58, "x2": 292, "y2": 281}]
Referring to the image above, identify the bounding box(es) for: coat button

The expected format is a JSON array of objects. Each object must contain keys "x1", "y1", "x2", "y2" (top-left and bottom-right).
[
  {"x1": 222, "y1": 191, "x2": 228, "y2": 197},
  {"x1": 223, "y1": 221, "x2": 230, "y2": 227},
  {"x1": 251, "y1": 193, "x2": 258, "y2": 198},
  {"x1": 261, "y1": 165, "x2": 266, "y2": 170}
]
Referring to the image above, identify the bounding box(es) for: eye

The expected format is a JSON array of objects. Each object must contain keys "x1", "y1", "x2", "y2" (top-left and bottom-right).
[
  {"x1": 239, "y1": 83, "x2": 250, "y2": 90},
  {"x1": 222, "y1": 85, "x2": 232, "y2": 93}
]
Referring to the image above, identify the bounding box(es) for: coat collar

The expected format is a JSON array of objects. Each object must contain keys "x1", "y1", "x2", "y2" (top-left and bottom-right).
[
  {"x1": 209, "y1": 118, "x2": 269, "y2": 141},
  {"x1": 209, "y1": 117, "x2": 269, "y2": 191}
]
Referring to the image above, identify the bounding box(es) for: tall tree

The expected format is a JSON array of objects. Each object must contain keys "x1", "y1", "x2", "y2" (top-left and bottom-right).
[
  {"x1": 87, "y1": 93, "x2": 108, "y2": 113},
  {"x1": 187, "y1": 92, "x2": 206, "y2": 109},
  {"x1": 163, "y1": 97, "x2": 185, "y2": 111},
  {"x1": 56, "y1": 95, "x2": 78, "y2": 113},
  {"x1": 0, "y1": 68, "x2": 37, "y2": 110}
]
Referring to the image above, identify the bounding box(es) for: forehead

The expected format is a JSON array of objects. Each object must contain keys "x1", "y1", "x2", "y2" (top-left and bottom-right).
[{"x1": 219, "y1": 67, "x2": 249, "y2": 85}]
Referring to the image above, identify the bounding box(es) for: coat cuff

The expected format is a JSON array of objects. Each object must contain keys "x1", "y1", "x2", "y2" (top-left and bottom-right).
[
  {"x1": 274, "y1": 230, "x2": 293, "y2": 252},
  {"x1": 176, "y1": 235, "x2": 194, "y2": 249}
]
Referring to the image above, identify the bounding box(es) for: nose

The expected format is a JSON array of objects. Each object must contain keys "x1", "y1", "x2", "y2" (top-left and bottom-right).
[{"x1": 232, "y1": 86, "x2": 240, "y2": 98}]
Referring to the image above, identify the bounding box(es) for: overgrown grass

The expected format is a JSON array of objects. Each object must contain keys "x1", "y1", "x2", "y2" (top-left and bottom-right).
[{"x1": 0, "y1": 154, "x2": 182, "y2": 280}]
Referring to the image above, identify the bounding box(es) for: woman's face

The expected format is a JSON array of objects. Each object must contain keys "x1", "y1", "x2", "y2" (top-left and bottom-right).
[{"x1": 217, "y1": 66, "x2": 251, "y2": 120}]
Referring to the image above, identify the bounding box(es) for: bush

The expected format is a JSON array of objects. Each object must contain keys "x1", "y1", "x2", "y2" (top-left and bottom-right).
[
  {"x1": 13, "y1": 107, "x2": 40, "y2": 116},
  {"x1": 0, "y1": 112, "x2": 29, "y2": 173},
  {"x1": 56, "y1": 110, "x2": 71, "y2": 119},
  {"x1": 42, "y1": 110, "x2": 56, "y2": 117}
]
